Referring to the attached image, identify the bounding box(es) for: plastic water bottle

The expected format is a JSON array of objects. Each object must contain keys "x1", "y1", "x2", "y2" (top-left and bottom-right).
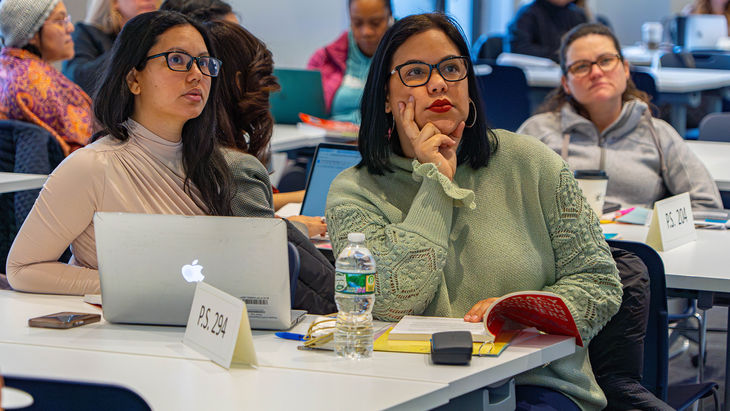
[{"x1": 334, "y1": 232, "x2": 376, "y2": 359}]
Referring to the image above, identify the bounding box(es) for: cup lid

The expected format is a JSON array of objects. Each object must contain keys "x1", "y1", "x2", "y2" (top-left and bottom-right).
[{"x1": 574, "y1": 169, "x2": 608, "y2": 180}]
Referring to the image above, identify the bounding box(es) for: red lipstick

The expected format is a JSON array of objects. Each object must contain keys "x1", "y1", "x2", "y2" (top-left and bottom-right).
[{"x1": 427, "y1": 99, "x2": 452, "y2": 113}]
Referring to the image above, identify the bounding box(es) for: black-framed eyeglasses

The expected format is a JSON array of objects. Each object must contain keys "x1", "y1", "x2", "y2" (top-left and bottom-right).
[
  {"x1": 565, "y1": 53, "x2": 622, "y2": 77},
  {"x1": 143, "y1": 51, "x2": 222, "y2": 77},
  {"x1": 390, "y1": 56, "x2": 469, "y2": 87}
]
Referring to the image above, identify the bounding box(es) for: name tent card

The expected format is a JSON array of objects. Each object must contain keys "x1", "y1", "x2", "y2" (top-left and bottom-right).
[
  {"x1": 183, "y1": 282, "x2": 258, "y2": 368},
  {"x1": 646, "y1": 192, "x2": 697, "y2": 251}
]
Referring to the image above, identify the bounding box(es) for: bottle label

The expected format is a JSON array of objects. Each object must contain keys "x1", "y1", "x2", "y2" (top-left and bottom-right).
[{"x1": 334, "y1": 270, "x2": 375, "y2": 294}]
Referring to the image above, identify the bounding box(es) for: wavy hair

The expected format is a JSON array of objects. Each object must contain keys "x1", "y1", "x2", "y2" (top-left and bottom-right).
[
  {"x1": 537, "y1": 23, "x2": 651, "y2": 117},
  {"x1": 358, "y1": 13, "x2": 496, "y2": 175},
  {"x1": 93, "y1": 10, "x2": 232, "y2": 215},
  {"x1": 204, "y1": 20, "x2": 279, "y2": 164}
]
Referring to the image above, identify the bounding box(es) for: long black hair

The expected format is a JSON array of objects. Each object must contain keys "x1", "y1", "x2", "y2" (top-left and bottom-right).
[
  {"x1": 358, "y1": 12, "x2": 496, "y2": 175},
  {"x1": 93, "y1": 10, "x2": 232, "y2": 215}
]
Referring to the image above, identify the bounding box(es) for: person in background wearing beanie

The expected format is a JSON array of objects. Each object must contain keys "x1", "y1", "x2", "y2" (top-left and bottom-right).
[
  {"x1": 0, "y1": 0, "x2": 92, "y2": 156},
  {"x1": 62, "y1": 0, "x2": 160, "y2": 95}
]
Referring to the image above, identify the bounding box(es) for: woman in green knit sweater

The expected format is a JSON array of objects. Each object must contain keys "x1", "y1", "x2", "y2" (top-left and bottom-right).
[{"x1": 325, "y1": 13, "x2": 622, "y2": 411}]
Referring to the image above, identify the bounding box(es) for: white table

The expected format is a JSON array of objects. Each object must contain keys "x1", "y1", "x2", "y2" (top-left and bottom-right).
[
  {"x1": 519, "y1": 66, "x2": 730, "y2": 137},
  {"x1": 686, "y1": 140, "x2": 730, "y2": 191},
  {"x1": 520, "y1": 66, "x2": 730, "y2": 95},
  {"x1": 602, "y1": 224, "x2": 730, "y2": 408},
  {"x1": 0, "y1": 172, "x2": 46, "y2": 194},
  {"x1": 270, "y1": 124, "x2": 327, "y2": 153},
  {"x1": 271, "y1": 124, "x2": 357, "y2": 153},
  {"x1": 0, "y1": 343, "x2": 447, "y2": 411},
  {"x1": 0, "y1": 291, "x2": 575, "y2": 410}
]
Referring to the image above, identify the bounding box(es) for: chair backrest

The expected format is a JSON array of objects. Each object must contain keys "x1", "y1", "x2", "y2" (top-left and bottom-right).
[
  {"x1": 608, "y1": 239, "x2": 669, "y2": 401},
  {"x1": 0, "y1": 120, "x2": 64, "y2": 271},
  {"x1": 475, "y1": 64, "x2": 531, "y2": 132},
  {"x1": 660, "y1": 52, "x2": 696, "y2": 68},
  {"x1": 473, "y1": 34, "x2": 505, "y2": 62},
  {"x1": 698, "y1": 112, "x2": 730, "y2": 142},
  {"x1": 691, "y1": 52, "x2": 730, "y2": 70},
  {"x1": 4, "y1": 375, "x2": 151, "y2": 411},
  {"x1": 630, "y1": 69, "x2": 658, "y2": 102}
]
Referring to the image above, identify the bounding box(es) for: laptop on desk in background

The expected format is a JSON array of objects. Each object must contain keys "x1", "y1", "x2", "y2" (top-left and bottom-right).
[
  {"x1": 94, "y1": 212, "x2": 306, "y2": 330},
  {"x1": 278, "y1": 143, "x2": 362, "y2": 220},
  {"x1": 270, "y1": 69, "x2": 327, "y2": 124}
]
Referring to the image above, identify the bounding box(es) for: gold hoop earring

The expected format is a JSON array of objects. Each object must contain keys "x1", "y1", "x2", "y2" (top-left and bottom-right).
[{"x1": 466, "y1": 98, "x2": 477, "y2": 128}]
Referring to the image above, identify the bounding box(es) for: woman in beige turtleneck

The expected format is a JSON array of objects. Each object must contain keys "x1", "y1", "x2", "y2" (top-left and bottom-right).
[{"x1": 6, "y1": 11, "x2": 235, "y2": 295}]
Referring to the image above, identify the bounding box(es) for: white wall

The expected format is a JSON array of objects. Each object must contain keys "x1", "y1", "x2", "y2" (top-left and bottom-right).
[{"x1": 229, "y1": 0, "x2": 349, "y2": 69}]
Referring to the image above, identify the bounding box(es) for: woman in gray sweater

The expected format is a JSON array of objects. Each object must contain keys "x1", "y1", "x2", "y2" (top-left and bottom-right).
[{"x1": 518, "y1": 23, "x2": 721, "y2": 210}]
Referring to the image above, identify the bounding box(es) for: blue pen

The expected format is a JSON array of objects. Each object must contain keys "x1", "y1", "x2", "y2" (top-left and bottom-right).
[
  {"x1": 705, "y1": 219, "x2": 728, "y2": 223},
  {"x1": 275, "y1": 332, "x2": 305, "y2": 341}
]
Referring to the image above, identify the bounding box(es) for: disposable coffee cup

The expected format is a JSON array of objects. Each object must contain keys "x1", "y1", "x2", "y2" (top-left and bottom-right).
[
  {"x1": 574, "y1": 170, "x2": 608, "y2": 217},
  {"x1": 642, "y1": 22, "x2": 663, "y2": 50}
]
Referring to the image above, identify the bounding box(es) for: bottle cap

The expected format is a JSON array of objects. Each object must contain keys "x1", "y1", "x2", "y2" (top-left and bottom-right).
[{"x1": 347, "y1": 232, "x2": 365, "y2": 243}]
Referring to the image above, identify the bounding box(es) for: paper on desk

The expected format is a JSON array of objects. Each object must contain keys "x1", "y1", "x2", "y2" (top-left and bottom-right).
[
  {"x1": 616, "y1": 207, "x2": 651, "y2": 225},
  {"x1": 373, "y1": 327, "x2": 517, "y2": 356},
  {"x1": 276, "y1": 203, "x2": 301, "y2": 218}
]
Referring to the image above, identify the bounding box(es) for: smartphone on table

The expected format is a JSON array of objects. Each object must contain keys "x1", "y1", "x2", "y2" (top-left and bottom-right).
[{"x1": 28, "y1": 312, "x2": 101, "y2": 329}]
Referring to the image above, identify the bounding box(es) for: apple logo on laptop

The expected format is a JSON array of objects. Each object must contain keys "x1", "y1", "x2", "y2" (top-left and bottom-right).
[{"x1": 181, "y1": 259, "x2": 204, "y2": 282}]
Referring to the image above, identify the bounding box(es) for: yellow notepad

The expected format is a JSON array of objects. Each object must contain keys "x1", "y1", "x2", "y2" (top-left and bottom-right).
[{"x1": 374, "y1": 327, "x2": 517, "y2": 356}]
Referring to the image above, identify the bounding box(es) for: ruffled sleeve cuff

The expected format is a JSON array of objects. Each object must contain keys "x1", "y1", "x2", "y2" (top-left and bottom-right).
[{"x1": 411, "y1": 159, "x2": 476, "y2": 209}]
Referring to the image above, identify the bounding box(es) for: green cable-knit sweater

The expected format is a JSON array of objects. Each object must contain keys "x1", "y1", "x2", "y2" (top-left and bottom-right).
[{"x1": 325, "y1": 130, "x2": 622, "y2": 410}]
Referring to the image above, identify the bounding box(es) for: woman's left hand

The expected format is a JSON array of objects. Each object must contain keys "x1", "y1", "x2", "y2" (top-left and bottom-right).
[{"x1": 464, "y1": 298, "x2": 499, "y2": 322}]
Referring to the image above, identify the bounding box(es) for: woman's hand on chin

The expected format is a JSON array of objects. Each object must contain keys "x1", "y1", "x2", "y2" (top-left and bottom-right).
[{"x1": 397, "y1": 96, "x2": 465, "y2": 181}]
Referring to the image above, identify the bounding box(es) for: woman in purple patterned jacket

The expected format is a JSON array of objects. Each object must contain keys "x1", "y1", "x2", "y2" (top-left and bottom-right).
[{"x1": 0, "y1": 0, "x2": 93, "y2": 155}]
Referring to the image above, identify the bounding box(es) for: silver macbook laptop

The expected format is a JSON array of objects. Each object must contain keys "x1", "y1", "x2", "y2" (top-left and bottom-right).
[
  {"x1": 94, "y1": 212, "x2": 306, "y2": 330},
  {"x1": 685, "y1": 14, "x2": 728, "y2": 51}
]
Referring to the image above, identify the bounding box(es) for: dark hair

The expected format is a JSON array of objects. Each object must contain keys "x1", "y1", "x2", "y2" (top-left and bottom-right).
[
  {"x1": 21, "y1": 26, "x2": 43, "y2": 57},
  {"x1": 538, "y1": 22, "x2": 652, "y2": 117},
  {"x1": 348, "y1": 0, "x2": 392, "y2": 15},
  {"x1": 93, "y1": 10, "x2": 232, "y2": 216},
  {"x1": 160, "y1": 0, "x2": 234, "y2": 21},
  {"x1": 205, "y1": 20, "x2": 279, "y2": 165},
  {"x1": 358, "y1": 12, "x2": 496, "y2": 175}
]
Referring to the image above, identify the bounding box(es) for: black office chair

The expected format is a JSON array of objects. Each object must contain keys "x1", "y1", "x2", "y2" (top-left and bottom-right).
[
  {"x1": 0, "y1": 120, "x2": 65, "y2": 271},
  {"x1": 607, "y1": 240, "x2": 719, "y2": 411},
  {"x1": 630, "y1": 69, "x2": 659, "y2": 104},
  {"x1": 3, "y1": 375, "x2": 150, "y2": 411},
  {"x1": 472, "y1": 34, "x2": 505, "y2": 63},
  {"x1": 475, "y1": 64, "x2": 531, "y2": 132}
]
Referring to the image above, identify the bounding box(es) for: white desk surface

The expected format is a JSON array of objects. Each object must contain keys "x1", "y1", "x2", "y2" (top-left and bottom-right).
[
  {"x1": 521, "y1": 66, "x2": 730, "y2": 93},
  {"x1": 602, "y1": 224, "x2": 730, "y2": 293},
  {"x1": 0, "y1": 291, "x2": 575, "y2": 408},
  {"x1": 0, "y1": 172, "x2": 47, "y2": 194},
  {"x1": 0, "y1": 342, "x2": 447, "y2": 411},
  {"x1": 270, "y1": 124, "x2": 327, "y2": 152},
  {"x1": 686, "y1": 140, "x2": 730, "y2": 191}
]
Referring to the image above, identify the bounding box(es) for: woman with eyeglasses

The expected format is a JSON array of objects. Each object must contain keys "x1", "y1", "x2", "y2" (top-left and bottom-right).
[
  {"x1": 7, "y1": 10, "x2": 232, "y2": 295},
  {"x1": 325, "y1": 13, "x2": 621, "y2": 410},
  {"x1": 519, "y1": 23, "x2": 721, "y2": 210},
  {"x1": 0, "y1": 0, "x2": 92, "y2": 155}
]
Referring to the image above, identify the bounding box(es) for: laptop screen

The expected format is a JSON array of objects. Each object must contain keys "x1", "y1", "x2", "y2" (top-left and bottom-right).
[{"x1": 300, "y1": 144, "x2": 361, "y2": 217}]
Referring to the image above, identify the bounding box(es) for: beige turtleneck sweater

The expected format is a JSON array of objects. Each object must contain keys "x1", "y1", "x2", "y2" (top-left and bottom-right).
[{"x1": 6, "y1": 119, "x2": 207, "y2": 295}]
